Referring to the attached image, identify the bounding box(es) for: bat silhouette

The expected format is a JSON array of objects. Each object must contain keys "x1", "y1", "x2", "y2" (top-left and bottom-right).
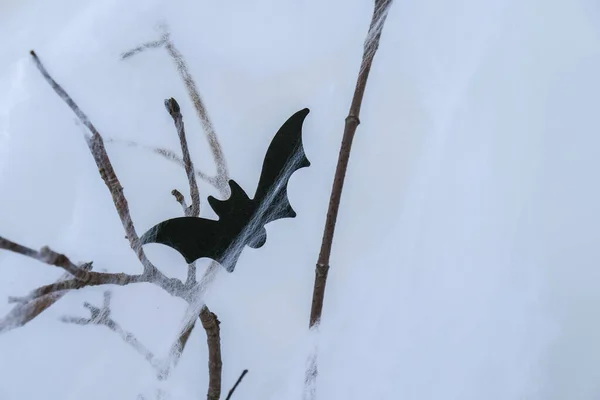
[{"x1": 140, "y1": 108, "x2": 311, "y2": 272}]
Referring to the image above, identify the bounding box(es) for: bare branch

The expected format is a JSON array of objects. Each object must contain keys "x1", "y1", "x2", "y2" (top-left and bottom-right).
[
  {"x1": 226, "y1": 369, "x2": 249, "y2": 400},
  {"x1": 30, "y1": 50, "x2": 138, "y2": 247},
  {"x1": 9, "y1": 279, "x2": 86, "y2": 304},
  {"x1": 306, "y1": 0, "x2": 393, "y2": 397},
  {"x1": 61, "y1": 291, "x2": 159, "y2": 370},
  {"x1": 161, "y1": 31, "x2": 229, "y2": 183},
  {"x1": 121, "y1": 25, "x2": 230, "y2": 195},
  {"x1": 200, "y1": 305, "x2": 222, "y2": 400},
  {"x1": 0, "y1": 236, "x2": 92, "y2": 279},
  {"x1": 165, "y1": 97, "x2": 200, "y2": 217},
  {"x1": 29, "y1": 50, "x2": 187, "y2": 297}
]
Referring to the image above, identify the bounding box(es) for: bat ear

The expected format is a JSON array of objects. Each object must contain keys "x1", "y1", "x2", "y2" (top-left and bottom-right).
[
  {"x1": 207, "y1": 195, "x2": 225, "y2": 216},
  {"x1": 208, "y1": 180, "x2": 252, "y2": 219}
]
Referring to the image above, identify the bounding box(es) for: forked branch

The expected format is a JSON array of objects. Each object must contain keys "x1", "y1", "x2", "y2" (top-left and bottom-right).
[{"x1": 0, "y1": 31, "x2": 239, "y2": 397}]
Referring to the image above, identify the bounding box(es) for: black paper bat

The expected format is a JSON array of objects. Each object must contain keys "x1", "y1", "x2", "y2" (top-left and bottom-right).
[{"x1": 139, "y1": 108, "x2": 311, "y2": 272}]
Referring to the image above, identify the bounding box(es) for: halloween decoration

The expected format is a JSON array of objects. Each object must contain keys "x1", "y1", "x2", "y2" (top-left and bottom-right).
[{"x1": 140, "y1": 108, "x2": 311, "y2": 272}]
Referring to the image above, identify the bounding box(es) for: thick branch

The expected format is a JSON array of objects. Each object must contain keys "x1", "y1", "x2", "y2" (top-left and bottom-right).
[
  {"x1": 200, "y1": 305, "x2": 222, "y2": 400},
  {"x1": 23, "y1": 32, "x2": 229, "y2": 396}
]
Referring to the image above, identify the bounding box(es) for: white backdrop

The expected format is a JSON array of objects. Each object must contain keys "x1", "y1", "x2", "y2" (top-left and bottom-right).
[{"x1": 1, "y1": 0, "x2": 600, "y2": 398}]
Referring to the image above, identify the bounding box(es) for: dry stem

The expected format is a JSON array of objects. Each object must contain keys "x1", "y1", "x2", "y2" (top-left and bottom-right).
[
  {"x1": 226, "y1": 369, "x2": 249, "y2": 400},
  {"x1": 200, "y1": 305, "x2": 223, "y2": 400},
  {"x1": 305, "y1": 0, "x2": 393, "y2": 398}
]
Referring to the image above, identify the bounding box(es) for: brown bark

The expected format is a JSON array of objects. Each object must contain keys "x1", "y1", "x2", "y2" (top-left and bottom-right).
[
  {"x1": 309, "y1": 0, "x2": 393, "y2": 328},
  {"x1": 305, "y1": 0, "x2": 393, "y2": 398},
  {"x1": 199, "y1": 306, "x2": 222, "y2": 400}
]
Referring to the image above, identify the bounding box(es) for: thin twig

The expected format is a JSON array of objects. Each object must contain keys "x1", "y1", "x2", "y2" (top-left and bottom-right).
[
  {"x1": 121, "y1": 39, "x2": 167, "y2": 59},
  {"x1": 104, "y1": 138, "x2": 219, "y2": 189},
  {"x1": 165, "y1": 97, "x2": 200, "y2": 217},
  {"x1": 225, "y1": 369, "x2": 249, "y2": 400},
  {"x1": 200, "y1": 305, "x2": 222, "y2": 400},
  {"x1": 309, "y1": 0, "x2": 393, "y2": 327},
  {"x1": 161, "y1": 27, "x2": 228, "y2": 183},
  {"x1": 305, "y1": 0, "x2": 393, "y2": 398}
]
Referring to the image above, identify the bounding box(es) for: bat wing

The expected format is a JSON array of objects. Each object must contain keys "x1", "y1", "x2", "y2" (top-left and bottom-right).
[
  {"x1": 252, "y1": 108, "x2": 311, "y2": 225},
  {"x1": 139, "y1": 108, "x2": 311, "y2": 272},
  {"x1": 139, "y1": 217, "x2": 223, "y2": 265}
]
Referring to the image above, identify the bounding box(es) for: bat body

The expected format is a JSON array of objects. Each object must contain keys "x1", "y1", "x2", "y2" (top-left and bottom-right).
[{"x1": 140, "y1": 108, "x2": 311, "y2": 272}]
